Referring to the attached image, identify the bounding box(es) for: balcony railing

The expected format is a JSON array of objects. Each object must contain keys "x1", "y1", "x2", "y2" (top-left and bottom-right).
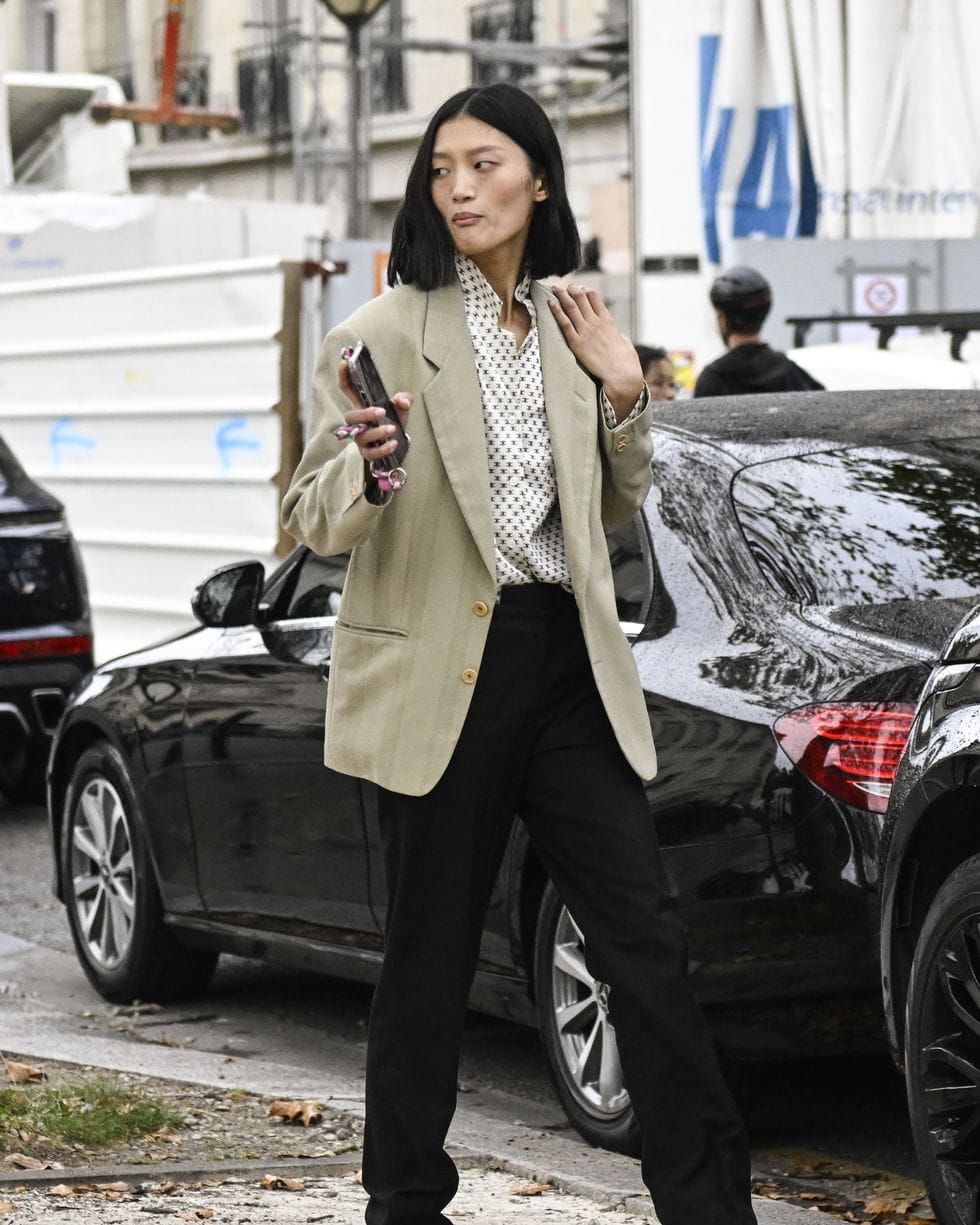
[
  {"x1": 370, "y1": 0, "x2": 408, "y2": 115},
  {"x1": 153, "y1": 53, "x2": 211, "y2": 142},
  {"x1": 469, "y1": 0, "x2": 534, "y2": 87},
  {"x1": 237, "y1": 46, "x2": 291, "y2": 137}
]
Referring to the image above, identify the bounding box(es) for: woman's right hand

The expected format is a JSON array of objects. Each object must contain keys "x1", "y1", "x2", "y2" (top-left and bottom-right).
[{"x1": 338, "y1": 359, "x2": 413, "y2": 465}]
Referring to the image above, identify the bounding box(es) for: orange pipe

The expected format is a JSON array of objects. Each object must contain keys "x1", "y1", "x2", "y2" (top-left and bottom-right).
[{"x1": 158, "y1": 0, "x2": 184, "y2": 118}]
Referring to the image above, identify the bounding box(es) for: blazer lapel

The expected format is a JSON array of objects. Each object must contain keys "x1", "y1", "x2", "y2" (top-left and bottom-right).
[
  {"x1": 533, "y1": 280, "x2": 595, "y2": 590},
  {"x1": 421, "y1": 283, "x2": 497, "y2": 581}
]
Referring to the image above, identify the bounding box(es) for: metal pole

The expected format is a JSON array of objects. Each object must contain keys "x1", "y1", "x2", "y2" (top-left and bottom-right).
[
  {"x1": 556, "y1": 0, "x2": 569, "y2": 156},
  {"x1": 0, "y1": 1, "x2": 13, "y2": 190},
  {"x1": 347, "y1": 21, "x2": 362, "y2": 237}
]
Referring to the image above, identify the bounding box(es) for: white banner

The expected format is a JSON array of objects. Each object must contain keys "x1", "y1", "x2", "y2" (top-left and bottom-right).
[{"x1": 696, "y1": 0, "x2": 980, "y2": 264}]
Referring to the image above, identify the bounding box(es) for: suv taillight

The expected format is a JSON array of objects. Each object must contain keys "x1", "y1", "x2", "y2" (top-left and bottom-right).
[
  {"x1": 0, "y1": 634, "x2": 92, "y2": 661},
  {"x1": 773, "y1": 702, "x2": 916, "y2": 814}
]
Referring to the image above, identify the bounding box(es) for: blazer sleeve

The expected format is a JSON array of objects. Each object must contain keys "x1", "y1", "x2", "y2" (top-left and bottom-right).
[
  {"x1": 280, "y1": 322, "x2": 389, "y2": 558},
  {"x1": 598, "y1": 397, "x2": 654, "y2": 530}
]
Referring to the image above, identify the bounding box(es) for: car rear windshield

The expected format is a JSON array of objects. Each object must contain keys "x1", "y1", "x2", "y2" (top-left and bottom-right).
[
  {"x1": 732, "y1": 441, "x2": 980, "y2": 605},
  {"x1": 0, "y1": 537, "x2": 83, "y2": 630}
]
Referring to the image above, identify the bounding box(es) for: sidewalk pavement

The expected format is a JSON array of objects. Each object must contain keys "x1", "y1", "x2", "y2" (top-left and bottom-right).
[{"x1": 0, "y1": 1014, "x2": 836, "y2": 1225}]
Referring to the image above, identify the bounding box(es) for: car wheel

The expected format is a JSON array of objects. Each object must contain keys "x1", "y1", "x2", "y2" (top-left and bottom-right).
[
  {"x1": 61, "y1": 742, "x2": 218, "y2": 1003},
  {"x1": 534, "y1": 880, "x2": 641, "y2": 1155},
  {"x1": 906, "y1": 852, "x2": 980, "y2": 1225}
]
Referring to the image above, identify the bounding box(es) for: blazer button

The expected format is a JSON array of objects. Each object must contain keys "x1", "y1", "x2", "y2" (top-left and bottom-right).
[
  {"x1": 615, "y1": 436, "x2": 630, "y2": 453},
  {"x1": 472, "y1": 601, "x2": 490, "y2": 617},
  {"x1": 461, "y1": 668, "x2": 478, "y2": 684}
]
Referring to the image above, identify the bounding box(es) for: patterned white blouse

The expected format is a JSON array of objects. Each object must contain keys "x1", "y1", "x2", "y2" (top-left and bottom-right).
[{"x1": 455, "y1": 254, "x2": 643, "y2": 589}]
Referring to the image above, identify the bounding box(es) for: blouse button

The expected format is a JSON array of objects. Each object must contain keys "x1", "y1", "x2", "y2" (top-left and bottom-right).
[
  {"x1": 461, "y1": 668, "x2": 478, "y2": 684},
  {"x1": 473, "y1": 601, "x2": 490, "y2": 617}
]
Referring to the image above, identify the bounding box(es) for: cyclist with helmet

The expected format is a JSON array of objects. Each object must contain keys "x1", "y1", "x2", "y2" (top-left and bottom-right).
[{"x1": 694, "y1": 265, "x2": 824, "y2": 397}]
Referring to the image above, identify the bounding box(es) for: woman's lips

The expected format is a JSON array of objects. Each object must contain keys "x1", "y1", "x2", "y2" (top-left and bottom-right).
[{"x1": 452, "y1": 213, "x2": 481, "y2": 226}]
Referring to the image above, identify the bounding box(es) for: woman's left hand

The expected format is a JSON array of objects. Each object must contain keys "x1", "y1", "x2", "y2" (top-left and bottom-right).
[{"x1": 547, "y1": 284, "x2": 645, "y2": 422}]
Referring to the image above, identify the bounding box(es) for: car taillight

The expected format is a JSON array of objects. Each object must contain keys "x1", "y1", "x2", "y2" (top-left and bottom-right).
[
  {"x1": 0, "y1": 634, "x2": 92, "y2": 662},
  {"x1": 773, "y1": 702, "x2": 916, "y2": 814}
]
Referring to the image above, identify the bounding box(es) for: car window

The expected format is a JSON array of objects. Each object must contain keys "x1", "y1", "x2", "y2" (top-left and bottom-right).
[
  {"x1": 732, "y1": 441, "x2": 980, "y2": 605},
  {"x1": 606, "y1": 515, "x2": 654, "y2": 623},
  {"x1": 276, "y1": 551, "x2": 348, "y2": 621},
  {"x1": 0, "y1": 537, "x2": 82, "y2": 630}
]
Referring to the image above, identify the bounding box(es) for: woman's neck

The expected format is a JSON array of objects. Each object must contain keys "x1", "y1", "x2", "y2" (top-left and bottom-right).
[{"x1": 471, "y1": 249, "x2": 526, "y2": 326}]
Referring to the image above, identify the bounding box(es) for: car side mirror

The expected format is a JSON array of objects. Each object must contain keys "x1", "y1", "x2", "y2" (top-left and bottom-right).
[
  {"x1": 946, "y1": 603, "x2": 980, "y2": 663},
  {"x1": 191, "y1": 560, "x2": 266, "y2": 628}
]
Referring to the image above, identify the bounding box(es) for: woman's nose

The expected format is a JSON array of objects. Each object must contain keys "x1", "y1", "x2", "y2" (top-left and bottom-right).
[{"x1": 451, "y1": 175, "x2": 474, "y2": 201}]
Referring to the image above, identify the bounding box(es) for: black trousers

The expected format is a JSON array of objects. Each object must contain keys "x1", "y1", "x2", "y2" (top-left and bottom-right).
[{"x1": 362, "y1": 584, "x2": 756, "y2": 1225}]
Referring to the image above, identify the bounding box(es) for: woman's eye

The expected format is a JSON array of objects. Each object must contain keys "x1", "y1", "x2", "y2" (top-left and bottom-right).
[
  {"x1": 430, "y1": 166, "x2": 448, "y2": 178},
  {"x1": 475, "y1": 161, "x2": 495, "y2": 171}
]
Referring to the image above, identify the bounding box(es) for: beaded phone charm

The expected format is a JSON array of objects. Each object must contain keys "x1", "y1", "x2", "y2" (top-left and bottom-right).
[{"x1": 334, "y1": 345, "x2": 409, "y2": 493}]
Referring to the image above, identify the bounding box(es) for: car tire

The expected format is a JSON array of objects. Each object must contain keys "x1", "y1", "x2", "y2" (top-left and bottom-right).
[
  {"x1": 906, "y1": 852, "x2": 980, "y2": 1225},
  {"x1": 534, "y1": 880, "x2": 642, "y2": 1155},
  {"x1": 61, "y1": 741, "x2": 218, "y2": 1003}
]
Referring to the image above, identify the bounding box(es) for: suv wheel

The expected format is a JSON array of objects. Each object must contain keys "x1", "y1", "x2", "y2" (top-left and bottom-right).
[
  {"x1": 906, "y1": 853, "x2": 980, "y2": 1224},
  {"x1": 62, "y1": 742, "x2": 217, "y2": 1002},
  {"x1": 534, "y1": 880, "x2": 641, "y2": 1155}
]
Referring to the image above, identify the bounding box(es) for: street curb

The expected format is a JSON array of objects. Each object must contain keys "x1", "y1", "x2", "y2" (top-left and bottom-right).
[
  {"x1": 0, "y1": 1149, "x2": 485, "y2": 1190},
  {"x1": 0, "y1": 1036, "x2": 840, "y2": 1222}
]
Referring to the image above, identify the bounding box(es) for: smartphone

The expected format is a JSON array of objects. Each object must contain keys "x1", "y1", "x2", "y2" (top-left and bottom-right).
[{"x1": 342, "y1": 342, "x2": 410, "y2": 466}]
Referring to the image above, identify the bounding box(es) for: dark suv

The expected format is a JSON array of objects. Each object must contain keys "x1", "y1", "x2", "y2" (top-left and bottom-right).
[
  {"x1": 0, "y1": 435, "x2": 92, "y2": 803},
  {"x1": 881, "y1": 603, "x2": 980, "y2": 1225}
]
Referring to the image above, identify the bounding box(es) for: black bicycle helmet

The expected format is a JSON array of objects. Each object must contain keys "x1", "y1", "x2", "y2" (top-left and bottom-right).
[{"x1": 709, "y1": 266, "x2": 772, "y2": 311}]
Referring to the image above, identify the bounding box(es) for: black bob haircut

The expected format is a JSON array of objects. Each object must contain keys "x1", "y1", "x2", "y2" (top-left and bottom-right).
[{"x1": 387, "y1": 83, "x2": 582, "y2": 290}]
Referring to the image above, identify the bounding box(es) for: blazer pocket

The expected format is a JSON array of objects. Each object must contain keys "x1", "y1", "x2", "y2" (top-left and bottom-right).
[{"x1": 336, "y1": 618, "x2": 408, "y2": 641}]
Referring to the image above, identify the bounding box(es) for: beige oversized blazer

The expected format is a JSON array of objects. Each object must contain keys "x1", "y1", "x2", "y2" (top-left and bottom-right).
[{"x1": 280, "y1": 278, "x2": 658, "y2": 796}]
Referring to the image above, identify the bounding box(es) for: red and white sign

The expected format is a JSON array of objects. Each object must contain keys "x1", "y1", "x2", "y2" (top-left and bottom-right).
[{"x1": 852, "y1": 272, "x2": 909, "y2": 316}]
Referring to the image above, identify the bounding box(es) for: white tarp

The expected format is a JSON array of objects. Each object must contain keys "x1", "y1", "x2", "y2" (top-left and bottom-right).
[{"x1": 697, "y1": 0, "x2": 980, "y2": 264}]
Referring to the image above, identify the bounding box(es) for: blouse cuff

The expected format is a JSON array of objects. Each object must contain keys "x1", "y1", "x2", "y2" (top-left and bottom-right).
[{"x1": 599, "y1": 383, "x2": 649, "y2": 430}]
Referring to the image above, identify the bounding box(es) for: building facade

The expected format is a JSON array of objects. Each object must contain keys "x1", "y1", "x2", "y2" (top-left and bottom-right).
[{"x1": 3, "y1": 0, "x2": 634, "y2": 318}]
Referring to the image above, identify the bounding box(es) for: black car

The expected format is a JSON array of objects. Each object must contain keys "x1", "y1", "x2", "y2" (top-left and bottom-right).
[
  {"x1": 0, "y1": 434, "x2": 92, "y2": 803},
  {"x1": 47, "y1": 389, "x2": 980, "y2": 1154},
  {"x1": 880, "y1": 602, "x2": 980, "y2": 1225}
]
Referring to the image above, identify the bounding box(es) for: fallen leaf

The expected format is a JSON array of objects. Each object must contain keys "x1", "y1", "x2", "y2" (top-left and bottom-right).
[
  {"x1": 2, "y1": 1059, "x2": 46, "y2": 1085},
  {"x1": 155, "y1": 1182, "x2": 178, "y2": 1195},
  {"x1": 176, "y1": 1212, "x2": 214, "y2": 1221},
  {"x1": 259, "y1": 1174, "x2": 305, "y2": 1192},
  {"x1": 47, "y1": 1185, "x2": 77, "y2": 1197},
  {"x1": 0, "y1": 1205, "x2": 13, "y2": 1216},
  {"x1": 95, "y1": 1183, "x2": 131, "y2": 1193},
  {"x1": 268, "y1": 1099, "x2": 323, "y2": 1127},
  {"x1": 9, "y1": 1154, "x2": 63, "y2": 1170},
  {"x1": 868, "y1": 1192, "x2": 917, "y2": 1214},
  {"x1": 511, "y1": 1183, "x2": 551, "y2": 1196}
]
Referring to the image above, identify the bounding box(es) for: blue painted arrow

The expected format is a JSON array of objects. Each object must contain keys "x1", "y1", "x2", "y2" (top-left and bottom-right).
[
  {"x1": 216, "y1": 417, "x2": 261, "y2": 472},
  {"x1": 50, "y1": 416, "x2": 96, "y2": 470}
]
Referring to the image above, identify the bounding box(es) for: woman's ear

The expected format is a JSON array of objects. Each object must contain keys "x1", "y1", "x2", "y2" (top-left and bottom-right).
[{"x1": 533, "y1": 178, "x2": 549, "y2": 203}]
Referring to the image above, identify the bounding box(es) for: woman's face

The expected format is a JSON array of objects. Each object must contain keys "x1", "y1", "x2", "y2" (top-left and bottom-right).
[
  {"x1": 644, "y1": 357, "x2": 678, "y2": 401},
  {"x1": 430, "y1": 115, "x2": 547, "y2": 267}
]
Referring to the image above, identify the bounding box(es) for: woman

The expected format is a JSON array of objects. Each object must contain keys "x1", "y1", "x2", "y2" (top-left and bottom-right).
[{"x1": 282, "y1": 83, "x2": 756, "y2": 1225}]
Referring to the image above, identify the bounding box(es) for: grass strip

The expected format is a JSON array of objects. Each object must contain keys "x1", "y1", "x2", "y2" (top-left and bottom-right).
[{"x1": 0, "y1": 1074, "x2": 184, "y2": 1149}]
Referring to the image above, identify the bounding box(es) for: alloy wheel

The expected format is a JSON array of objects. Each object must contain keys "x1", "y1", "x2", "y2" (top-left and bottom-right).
[
  {"x1": 550, "y1": 904, "x2": 629, "y2": 1118},
  {"x1": 69, "y1": 775, "x2": 137, "y2": 971},
  {"x1": 914, "y1": 912, "x2": 980, "y2": 1223}
]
